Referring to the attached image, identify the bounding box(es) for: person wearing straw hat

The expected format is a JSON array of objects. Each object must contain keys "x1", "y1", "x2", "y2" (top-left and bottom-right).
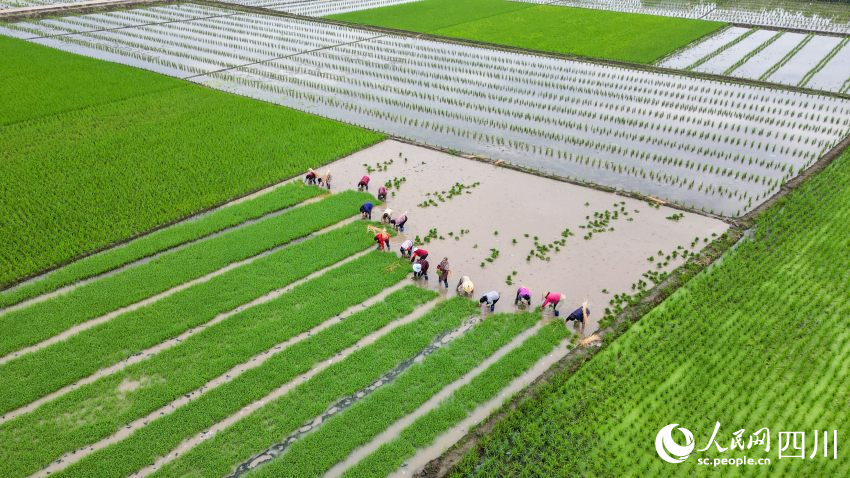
[
  {"x1": 374, "y1": 228, "x2": 390, "y2": 251},
  {"x1": 381, "y1": 208, "x2": 393, "y2": 224},
  {"x1": 305, "y1": 168, "x2": 317, "y2": 185},
  {"x1": 318, "y1": 169, "x2": 331, "y2": 190},
  {"x1": 456, "y1": 275, "x2": 474, "y2": 296}
]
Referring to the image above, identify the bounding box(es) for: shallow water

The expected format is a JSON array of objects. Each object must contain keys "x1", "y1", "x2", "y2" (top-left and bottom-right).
[{"x1": 767, "y1": 34, "x2": 843, "y2": 85}]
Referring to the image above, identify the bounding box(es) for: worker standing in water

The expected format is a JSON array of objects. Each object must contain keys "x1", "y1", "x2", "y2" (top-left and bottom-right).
[
  {"x1": 564, "y1": 301, "x2": 589, "y2": 334},
  {"x1": 456, "y1": 276, "x2": 474, "y2": 296},
  {"x1": 318, "y1": 170, "x2": 331, "y2": 190},
  {"x1": 391, "y1": 212, "x2": 408, "y2": 232},
  {"x1": 515, "y1": 286, "x2": 532, "y2": 307},
  {"x1": 479, "y1": 290, "x2": 500, "y2": 312},
  {"x1": 436, "y1": 257, "x2": 450, "y2": 288},
  {"x1": 377, "y1": 185, "x2": 387, "y2": 201},
  {"x1": 410, "y1": 247, "x2": 428, "y2": 263},
  {"x1": 358, "y1": 175, "x2": 370, "y2": 191},
  {"x1": 414, "y1": 259, "x2": 430, "y2": 280},
  {"x1": 360, "y1": 201, "x2": 373, "y2": 220},
  {"x1": 541, "y1": 291, "x2": 563, "y2": 315},
  {"x1": 374, "y1": 229, "x2": 390, "y2": 251},
  {"x1": 399, "y1": 239, "x2": 413, "y2": 258},
  {"x1": 305, "y1": 168, "x2": 317, "y2": 184}
]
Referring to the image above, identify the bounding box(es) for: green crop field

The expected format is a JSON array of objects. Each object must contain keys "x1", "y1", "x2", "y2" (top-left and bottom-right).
[
  {"x1": 329, "y1": 0, "x2": 726, "y2": 64},
  {"x1": 0, "y1": 36, "x2": 383, "y2": 287},
  {"x1": 452, "y1": 148, "x2": 850, "y2": 476}
]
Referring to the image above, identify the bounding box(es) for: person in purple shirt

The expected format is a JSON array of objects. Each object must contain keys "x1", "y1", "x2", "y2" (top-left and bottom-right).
[{"x1": 515, "y1": 286, "x2": 532, "y2": 307}]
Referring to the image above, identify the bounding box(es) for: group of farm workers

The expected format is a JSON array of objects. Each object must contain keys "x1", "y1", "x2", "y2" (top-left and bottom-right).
[{"x1": 322, "y1": 169, "x2": 589, "y2": 330}]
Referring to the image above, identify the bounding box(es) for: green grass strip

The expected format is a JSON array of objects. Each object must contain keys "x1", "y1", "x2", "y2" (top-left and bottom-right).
[
  {"x1": 798, "y1": 37, "x2": 850, "y2": 88},
  {"x1": 0, "y1": 219, "x2": 379, "y2": 416},
  {"x1": 0, "y1": 190, "x2": 373, "y2": 358},
  {"x1": 724, "y1": 30, "x2": 783, "y2": 76},
  {"x1": 686, "y1": 27, "x2": 757, "y2": 71},
  {"x1": 0, "y1": 182, "x2": 324, "y2": 309},
  {"x1": 841, "y1": 76, "x2": 850, "y2": 94},
  {"x1": 0, "y1": 267, "x2": 424, "y2": 478},
  {"x1": 251, "y1": 312, "x2": 544, "y2": 478},
  {"x1": 151, "y1": 298, "x2": 479, "y2": 478},
  {"x1": 342, "y1": 320, "x2": 568, "y2": 478},
  {"x1": 759, "y1": 33, "x2": 813, "y2": 81},
  {"x1": 53, "y1": 286, "x2": 437, "y2": 478}
]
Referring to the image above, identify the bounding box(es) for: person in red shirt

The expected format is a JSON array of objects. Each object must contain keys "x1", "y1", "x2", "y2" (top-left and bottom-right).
[
  {"x1": 541, "y1": 291, "x2": 563, "y2": 314},
  {"x1": 358, "y1": 175, "x2": 370, "y2": 191},
  {"x1": 377, "y1": 185, "x2": 387, "y2": 201},
  {"x1": 374, "y1": 230, "x2": 390, "y2": 251},
  {"x1": 410, "y1": 247, "x2": 429, "y2": 263}
]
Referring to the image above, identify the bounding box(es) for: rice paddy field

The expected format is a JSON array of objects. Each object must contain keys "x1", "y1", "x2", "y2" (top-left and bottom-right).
[{"x1": 2, "y1": 0, "x2": 850, "y2": 477}]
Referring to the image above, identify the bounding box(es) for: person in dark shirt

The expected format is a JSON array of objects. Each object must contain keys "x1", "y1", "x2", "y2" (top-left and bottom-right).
[{"x1": 565, "y1": 301, "x2": 589, "y2": 334}]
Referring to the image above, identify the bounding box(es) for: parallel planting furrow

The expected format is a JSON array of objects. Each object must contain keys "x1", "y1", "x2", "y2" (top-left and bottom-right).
[
  {"x1": 0, "y1": 190, "x2": 371, "y2": 362},
  {"x1": 244, "y1": 311, "x2": 545, "y2": 477},
  {"x1": 799, "y1": 37, "x2": 850, "y2": 88},
  {"x1": 0, "y1": 217, "x2": 378, "y2": 419},
  {"x1": 0, "y1": 182, "x2": 323, "y2": 311},
  {"x1": 145, "y1": 298, "x2": 478, "y2": 478},
  {"x1": 0, "y1": 252, "x2": 411, "y2": 478},
  {"x1": 338, "y1": 322, "x2": 570, "y2": 478},
  {"x1": 9, "y1": 6, "x2": 850, "y2": 216}
]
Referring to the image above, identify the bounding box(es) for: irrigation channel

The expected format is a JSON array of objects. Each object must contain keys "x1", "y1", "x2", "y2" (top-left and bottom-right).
[
  {"x1": 2, "y1": 3, "x2": 849, "y2": 216},
  {"x1": 660, "y1": 25, "x2": 850, "y2": 94}
]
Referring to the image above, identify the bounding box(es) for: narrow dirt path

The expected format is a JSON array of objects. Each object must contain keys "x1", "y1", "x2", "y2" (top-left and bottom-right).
[
  {"x1": 32, "y1": 281, "x2": 415, "y2": 477},
  {"x1": 0, "y1": 236, "x2": 368, "y2": 426},
  {"x1": 133, "y1": 298, "x2": 450, "y2": 478}
]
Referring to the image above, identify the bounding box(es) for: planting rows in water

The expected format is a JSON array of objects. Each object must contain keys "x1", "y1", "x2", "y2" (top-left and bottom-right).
[
  {"x1": 5, "y1": 7, "x2": 849, "y2": 216},
  {"x1": 0, "y1": 253, "x2": 414, "y2": 478},
  {"x1": 0, "y1": 216, "x2": 378, "y2": 417},
  {"x1": 0, "y1": 34, "x2": 383, "y2": 286},
  {"x1": 223, "y1": 0, "x2": 424, "y2": 17},
  {"x1": 515, "y1": 0, "x2": 850, "y2": 35},
  {"x1": 660, "y1": 26, "x2": 850, "y2": 93},
  {"x1": 0, "y1": 190, "x2": 373, "y2": 361},
  {"x1": 449, "y1": 149, "x2": 850, "y2": 476},
  {"x1": 0, "y1": 182, "x2": 323, "y2": 309}
]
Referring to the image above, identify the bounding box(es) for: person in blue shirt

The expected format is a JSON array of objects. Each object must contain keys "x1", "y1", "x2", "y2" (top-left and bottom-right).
[
  {"x1": 565, "y1": 301, "x2": 589, "y2": 334},
  {"x1": 360, "y1": 202, "x2": 373, "y2": 220}
]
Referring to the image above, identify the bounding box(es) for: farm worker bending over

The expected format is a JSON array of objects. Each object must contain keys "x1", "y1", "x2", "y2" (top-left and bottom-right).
[
  {"x1": 375, "y1": 229, "x2": 390, "y2": 251},
  {"x1": 542, "y1": 291, "x2": 563, "y2": 315},
  {"x1": 456, "y1": 276, "x2": 474, "y2": 296},
  {"x1": 360, "y1": 202, "x2": 373, "y2": 220},
  {"x1": 411, "y1": 247, "x2": 429, "y2": 263},
  {"x1": 436, "y1": 258, "x2": 450, "y2": 288},
  {"x1": 413, "y1": 259, "x2": 430, "y2": 280},
  {"x1": 400, "y1": 239, "x2": 414, "y2": 258},
  {"x1": 318, "y1": 170, "x2": 332, "y2": 190},
  {"x1": 358, "y1": 175, "x2": 370, "y2": 191},
  {"x1": 377, "y1": 186, "x2": 388, "y2": 201},
  {"x1": 515, "y1": 286, "x2": 532, "y2": 306},
  {"x1": 391, "y1": 213, "x2": 408, "y2": 232},
  {"x1": 381, "y1": 208, "x2": 393, "y2": 224},
  {"x1": 480, "y1": 290, "x2": 500, "y2": 312},
  {"x1": 305, "y1": 168, "x2": 317, "y2": 184},
  {"x1": 412, "y1": 262, "x2": 422, "y2": 279},
  {"x1": 564, "y1": 301, "x2": 590, "y2": 333}
]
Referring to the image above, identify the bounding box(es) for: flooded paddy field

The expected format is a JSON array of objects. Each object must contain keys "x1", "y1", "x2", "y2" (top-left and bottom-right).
[{"x1": 4, "y1": 3, "x2": 848, "y2": 217}]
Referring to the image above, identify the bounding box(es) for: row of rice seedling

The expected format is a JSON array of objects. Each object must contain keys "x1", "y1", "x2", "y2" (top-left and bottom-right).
[
  {"x1": 222, "y1": 0, "x2": 424, "y2": 17},
  {"x1": 246, "y1": 312, "x2": 564, "y2": 478},
  {"x1": 49, "y1": 285, "x2": 436, "y2": 478},
  {"x1": 12, "y1": 6, "x2": 846, "y2": 216},
  {"x1": 449, "y1": 148, "x2": 850, "y2": 476},
  {"x1": 516, "y1": 0, "x2": 850, "y2": 34},
  {"x1": 0, "y1": 252, "x2": 413, "y2": 478},
  {"x1": 0, "y1": 218, "x2": 378, "y2": 418},
  {"x1": 148, "y1": 297, "x2": 479, "y2": 478},
  {"x1": 0, "y1": 182, "x2": 323, "y2": 310},
  {"x1": 0, "y1": 191, "x2": 373, "y2": 361},
  {"x1": 661, "y1": 26, "x2": 850, "y2": 93},
  {"x1": 339, "y1": 320, "x2": 568, "y2": 478}
]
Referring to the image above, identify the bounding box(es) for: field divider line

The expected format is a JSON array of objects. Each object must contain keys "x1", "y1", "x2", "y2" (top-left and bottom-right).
[
  {"x1": 31, "y1": 280, "x2": 414, "y2": 478},
  {"x1": 723, "y1": 30, "x2": 783, "y2": 76},
  {"x1": 0, "y1": 220, "x2": 364, "y2": 425},
  {"x1": 134, "y1": 296, "x2": 447, "y2": 478},
  {"x1": 392, "y1": 336, "x2": 574, "y2": 478},
  {"x1": 798, "y1": 37, "x2": 850, "y2": 88},
  {"x1": 686, "y1": 27, "x2": 757, "y2": 71},
  {"x1": 0, "y1": 194, "x2": 326, "y2": 317},
  {"x1": 225, "y1": 310, "x2": 482, "y2": 478},
  {"x1": 325, "y1": 319, "x2": 550, "y2": 478},
  {"x1": 0, "y1": 213, "x2": 358, "y2": 368},
  {"x1": 182, "y1": 33, "x2": 386, "y2": 81},
  {"x1": 759, "y1": 33, "x2": 813, "y2": 82}
]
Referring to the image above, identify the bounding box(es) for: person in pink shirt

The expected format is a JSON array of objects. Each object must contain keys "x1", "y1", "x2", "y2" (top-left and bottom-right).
[
  {"x1": 515, "y1": 286, "x2": 532, "y2": 307},
  {"x1": 541, "y1": 291, "x2": 563, "y2": 314},
  {"x1": 357, "y1": 175, "x2": 370, "y2": 191},
  {"x1": 377, "y1": 185, "x2": 387, "y2": 201}
]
